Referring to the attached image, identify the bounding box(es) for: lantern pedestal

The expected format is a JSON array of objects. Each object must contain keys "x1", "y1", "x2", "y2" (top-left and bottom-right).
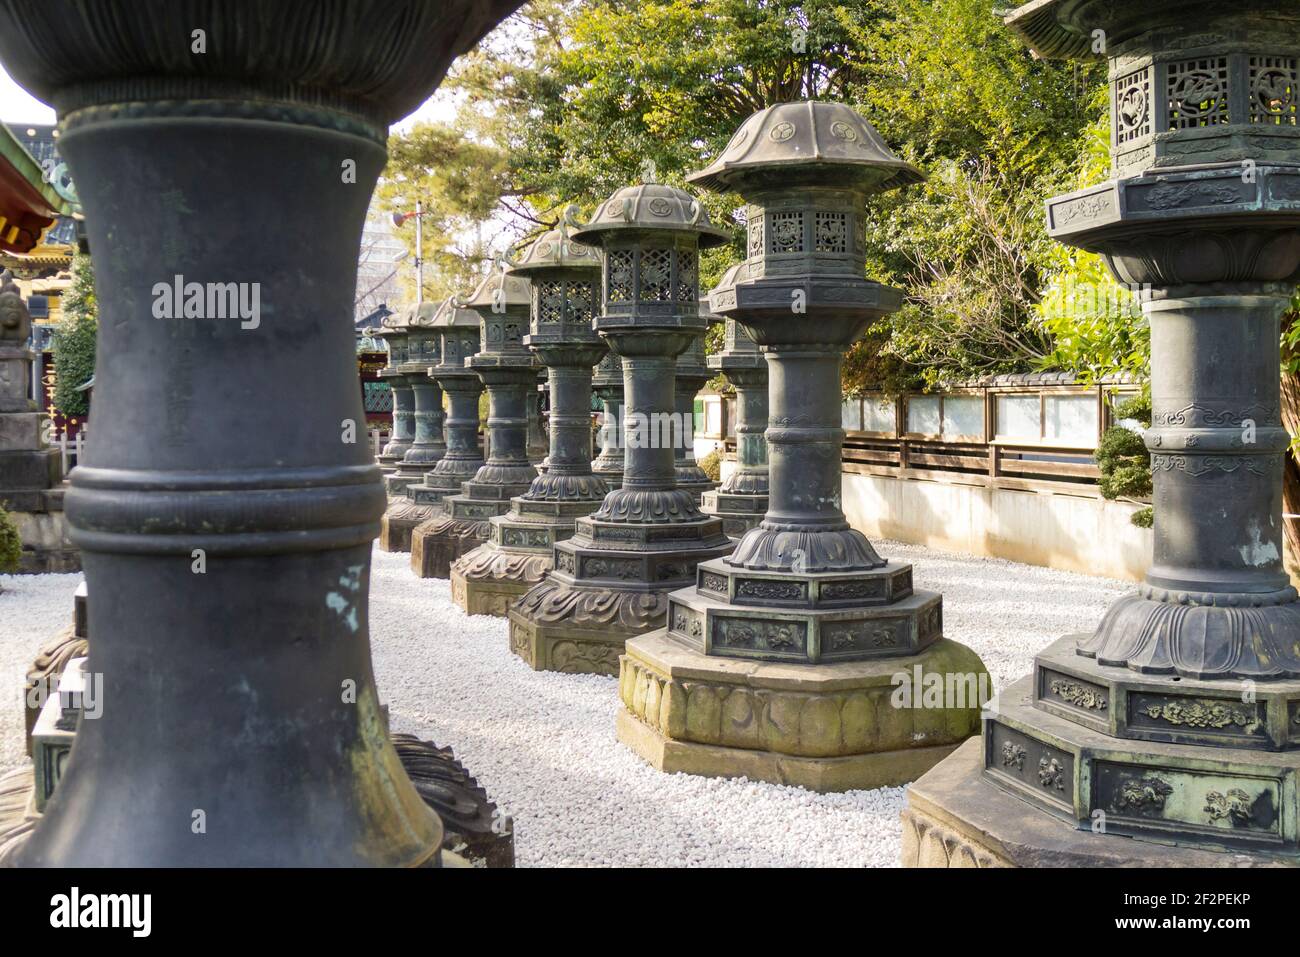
[
  {"x1": 508, "y1": 184, "x2": 735, "y2": 675},
  {"x1": 620, "y1": 102, "x2": 988, "y2": 789},
  {"x1": 387, "y1": 299, "x2": 483, "y2": 555},
  {"x1": 0, "y1": 0, "x2": 521, "y2": 865},
  {"x1": 905, "y1": 0, "x2": 1300, "y2": 865}
]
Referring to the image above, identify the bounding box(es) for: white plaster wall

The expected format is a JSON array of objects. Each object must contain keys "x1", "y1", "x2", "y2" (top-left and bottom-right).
[{"x1": 840, "y1": 471, "x2": 1152, "y2": 582}]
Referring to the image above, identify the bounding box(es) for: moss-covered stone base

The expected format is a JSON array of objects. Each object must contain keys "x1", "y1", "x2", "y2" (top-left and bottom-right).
[{"x1": 616, "y1": 629, "x2": 987, "y2": 791}]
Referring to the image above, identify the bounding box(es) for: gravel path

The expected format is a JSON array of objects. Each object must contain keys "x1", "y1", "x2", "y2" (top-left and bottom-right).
[{"x1": 0, "y1": 541, "x2": 1130, "y2": 866}]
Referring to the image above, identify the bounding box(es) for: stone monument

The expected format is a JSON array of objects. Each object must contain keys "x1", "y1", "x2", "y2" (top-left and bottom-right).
[
  {"x1": 508, "y1": 184, "x2": 734, "y2": 675},
  {"x1": 396, "y1": 297, "x2": 485, "y2": 561},
  {"x1": 451, "y1": 222, "x2": 607, "y2": 616},
  {"x1": 409, "y1": 264, "x2": 536, "y2": 579},
  {"x1": 903, "y1": 0, "x2": 1300, "y2": 866},
  {"x1": 0, "y1": 0, "x2": 522, "y2": 866},
  {"x1": 615, "y1": 101, "x2": 989, "y2": 792},
  {"x1": 701, "y1": 308, "x2": 769, "y2": 538}
]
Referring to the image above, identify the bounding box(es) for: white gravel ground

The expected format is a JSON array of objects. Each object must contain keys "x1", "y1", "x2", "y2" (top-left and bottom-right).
[{"x1": 0, "y1": 541, "x2": 1130, "y2": 867}]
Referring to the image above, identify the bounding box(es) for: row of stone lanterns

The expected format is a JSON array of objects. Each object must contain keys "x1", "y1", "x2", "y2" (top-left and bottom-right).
[
  {"x1": 379, "y1": 297, "x2": 482, "y2": 551},
  {"x1": 450, "y1": 225, "x2": 610, "y2": 615},
  {"x1": 408, "y1": 267, "x2": 539, "y2": 578}
]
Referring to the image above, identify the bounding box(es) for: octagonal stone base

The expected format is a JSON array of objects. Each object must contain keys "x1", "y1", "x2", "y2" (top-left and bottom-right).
[
  {"x1": 701, "y1": 488, "x2": 767, "y2": 539},
  {"x1": 507, "y1": 595, "x2": 644, "y2": 676},
  {"x1": 380, "y1": 498, "x2": 444, "y2": 552},
  {"x1": 410, "y1": 517, "x2": 490, "y2": 579},
  {"x1": 981, "y1": 671, "x2": 1300, "y2": 854},
  {"x1": 616, "y1": 629, "x2": 986, "y2": 792},
  {"x1": 451, "y1": 571, "x2": 535, "y2": 617},
  {"x1": 449, "y1": 541, "x2": 551, "y2": 617},
  {"x1": 901, "y1": 738, "x2": 1296, "y2": 868}
]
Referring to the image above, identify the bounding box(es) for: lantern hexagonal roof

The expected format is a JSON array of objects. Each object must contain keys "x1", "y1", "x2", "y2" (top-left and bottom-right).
[
  {"x1": 407, "y1": 300, "x2": 440, "y2": 328},
  {"x1": 430, "y1": 295, "x2": 480, "y2": 328},
  {"x1": 570, "y1": 183, "x2": 729, "y2": 248},
  {"x1": 461, "y1": 263, "x2": 531, "y2": 312},
  {"x1": 686, "y1": 100, "x2": 923, "y2": 195},
  {"x1": 508, "y1": 223, "x2": 600, "y2": 276}
]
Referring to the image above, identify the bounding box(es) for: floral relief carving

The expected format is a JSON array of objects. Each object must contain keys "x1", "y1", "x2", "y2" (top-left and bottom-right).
[
  {"x1": 1140, "y1": 700, "x2": 1260, "y2": 734},
  {"x1": 1050, "y1": 679, "x2": 1108, "y2": 711}
]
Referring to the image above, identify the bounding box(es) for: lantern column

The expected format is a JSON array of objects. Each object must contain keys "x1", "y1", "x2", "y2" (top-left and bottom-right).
[
  {"x1": 410, "y1": 266, "x2": 536, "y2": 578},
  {"x1": 0, "y1": 0, "x2": 521, "y2": 866}
]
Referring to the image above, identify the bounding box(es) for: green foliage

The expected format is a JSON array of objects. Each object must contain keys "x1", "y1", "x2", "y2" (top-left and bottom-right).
[
  {"x1": 1096, "y1": 392, "x2": 1153, "y2": 527},
  {"x1": 699, "y1": 449, "x2": 722, "y2": 483},
  {"x1": 1035, "y1": 88, "x2": 1150, "y2": 384},
  {"x1": 380, "y1": 123, "x2": 512, "y2": 302},
  {"x1": 51, "y1": 251, "x2": 97, "y2": 419},
  {"x1": 407, "y1": 0, "x2": 1106, "y2": 390},
  {"x1": 0, "y1": 506, "x2": 22, "y2": 573}
]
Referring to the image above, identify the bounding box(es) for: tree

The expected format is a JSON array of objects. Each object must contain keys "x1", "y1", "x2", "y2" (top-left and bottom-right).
[
  {"x1": 51, "y1": 251, "x2": 97, "y2": 419},
  {"x1": 0, "y1": 506, "x2": 20, "y2": 574}
]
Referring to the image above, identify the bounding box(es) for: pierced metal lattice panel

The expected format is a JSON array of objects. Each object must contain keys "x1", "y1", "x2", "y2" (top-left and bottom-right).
[
  {"x1": 639, "y1": 248, "x2": 673, "y2": 301},
  {"x1": 567, "y1": 280, "x2": 594, "y2": 324},
  {"x1": 1115, "y1": 68, "x2": 1152, "y2": 144},
  {"x1": 768, "y1": 210, "x2": 803, "y2": 254},
  {"x1": 607, "y1": 249, "x2": 634, "y2": 303},
  {"x1": 1249, "y1": 56, "x2": 1298, "y2": 126},
  {"x1": 1167, "y1": 57, "x2": 1230, "y2": 129},
  {"x1": 677, "y1": 250, "x2": 698, "y2": 302},
  {"x1": 814, "y1": 212, "x2": 848, "y2": 253},
  {"x1": 538, "y1": 281, "x2": 564, "y2": 323}
]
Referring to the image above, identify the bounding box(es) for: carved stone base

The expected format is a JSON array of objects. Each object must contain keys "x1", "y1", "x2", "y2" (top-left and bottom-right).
[
  {"x1": 701, "y1": 488, "x2": 768, "y2": 539},
  {"x1": 983, "y1": 670, "x2": 1300, "y2": 853},
  {"x1": 380, "y1": 497, "x2": 444, "y2": 553},
  {"x1": 616, "y1": 629, "x2": 986, "y2": 791},
  {"x1": 449, "y1": 548, "x2": 548, "y2": 617},
  {"x1": 384, "y1": 470, "x2": 422, "y2": 498},
  {"x1": 0, "y1": 766, "x2": 37, "y2": 866},
  {"x1": 410, "y1": 516, "x2": 491, "y2": 579},
  {"x1": 901, "y1": 738, "x2": 1296, "y2": 867},
  {"x1": 1080, "y1": 585, "x2": 1300, "y2": 679},
  {"x1": 506, "y1": 581, "x2": 658, "y2": 675}
]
